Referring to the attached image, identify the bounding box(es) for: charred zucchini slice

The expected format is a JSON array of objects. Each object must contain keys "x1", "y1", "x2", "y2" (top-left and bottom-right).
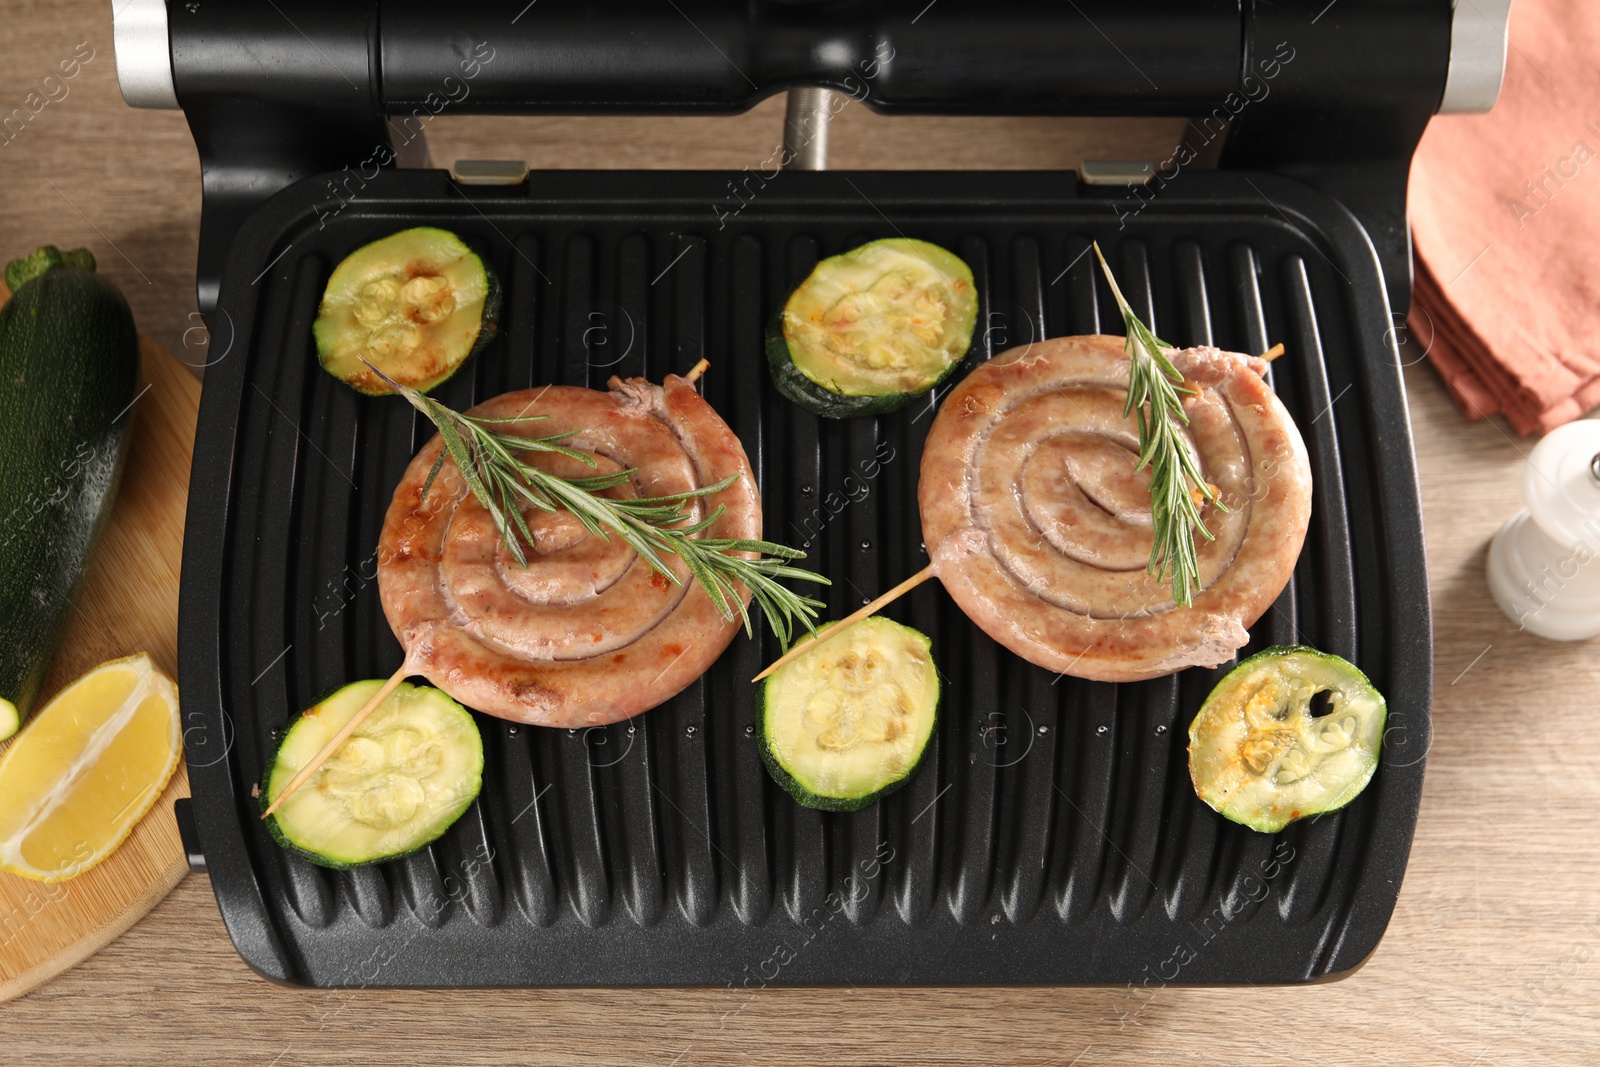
[
  {"x1": 766, "y1": 237, "x2": 977, "y2": 418},
  {"x1": 313, "y1": 226, "x2": 500, "y2": 395},
  {"x1": 760, "y1": 617, "x2": 939, "y2": 812},
  {"x1": 262, "y1": 679, "x2": 484, "y2": 869},
  {"x1": 1188, "y1": 646, "x2": 1387, "y2": 834}
]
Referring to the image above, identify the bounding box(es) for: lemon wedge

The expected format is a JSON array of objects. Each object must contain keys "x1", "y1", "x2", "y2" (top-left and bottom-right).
[{"x1": 0, "y1": 653, "x2": 182, "y2": 882}]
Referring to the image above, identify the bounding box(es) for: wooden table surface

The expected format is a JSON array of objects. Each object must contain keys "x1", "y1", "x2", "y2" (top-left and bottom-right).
[{"x1": 3, "y1": 5, "x2": 1597, "y2": 1064}]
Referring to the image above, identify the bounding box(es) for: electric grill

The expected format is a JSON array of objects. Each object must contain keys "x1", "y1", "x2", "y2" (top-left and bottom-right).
[{"x1": 116, "y1": 0, "x2": 1509, "y2": 987}]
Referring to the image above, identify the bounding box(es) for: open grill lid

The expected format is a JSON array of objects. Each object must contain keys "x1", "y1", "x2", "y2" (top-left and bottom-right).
[
  {"x1": 114, "y1": 0, "x2": 1502, "y2": 987},
  {"x1": 114, "y1": 0, "x2": 1508, "y2": 318}
]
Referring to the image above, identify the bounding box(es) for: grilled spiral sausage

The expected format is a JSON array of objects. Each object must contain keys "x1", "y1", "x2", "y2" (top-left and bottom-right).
[
  {"x1": 378, "y1": 375, "x2": 758, "y2": 727},
  {"x1": 918, "y1": 335, "x2": 1312, "y2": 682}
]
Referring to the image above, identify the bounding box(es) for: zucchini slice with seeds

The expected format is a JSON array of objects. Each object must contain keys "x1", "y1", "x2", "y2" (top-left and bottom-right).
[
  {"x1": 1188, "y1": 646, "x2": 1387, "y2": 834},
  {"x1": 262, "y1": 679, "x2": 484, "y2": 869},
  {"x1": 313, "y1": 226, "x2": 500, "y2": 395},
  {"x1": 760, "y1": 617, "x2": 939, "y2": 812},
  {"x1": 766, "y1": 237, "x2": 977, "y2": 418}
]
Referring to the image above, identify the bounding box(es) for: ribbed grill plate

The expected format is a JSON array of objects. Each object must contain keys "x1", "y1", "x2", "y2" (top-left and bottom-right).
[{"x1": 180, "y1": 170, "x2": 1430, "y2": 986}]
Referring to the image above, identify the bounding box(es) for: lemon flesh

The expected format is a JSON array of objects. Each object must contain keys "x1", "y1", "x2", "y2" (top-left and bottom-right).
[{"x1": 0, "y1": 653, "x2": 181, "y2": 882}]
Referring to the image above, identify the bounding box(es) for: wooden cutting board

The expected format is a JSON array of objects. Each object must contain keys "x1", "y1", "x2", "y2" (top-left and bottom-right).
[{"x1": 0, "y1": 321, "x2": 201, "y2": 1003}]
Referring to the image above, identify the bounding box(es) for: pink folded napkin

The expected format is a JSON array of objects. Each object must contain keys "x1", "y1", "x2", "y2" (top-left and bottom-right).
[{"x1": 1409, "y1": 0, "x2": 1600, "y2": 434}]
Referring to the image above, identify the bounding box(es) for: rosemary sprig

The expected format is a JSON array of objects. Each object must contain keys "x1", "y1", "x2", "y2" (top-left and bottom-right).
[
  {"x1": 364, "y1": 360, "x2": 829, "y2": 649},
  {"x1": 1092, "y1": 243, "x2": 1225, "y2": 607}
]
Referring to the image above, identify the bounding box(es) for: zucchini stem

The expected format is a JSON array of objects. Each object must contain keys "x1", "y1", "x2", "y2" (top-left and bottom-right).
[{"x1": 3, "y1": 245, "x2": 96, "y2": 292}]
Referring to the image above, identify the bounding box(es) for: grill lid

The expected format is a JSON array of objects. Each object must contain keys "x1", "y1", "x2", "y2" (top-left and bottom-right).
[{"x1": 111, "y1": 0, "x2": 1474, "y2": 318}]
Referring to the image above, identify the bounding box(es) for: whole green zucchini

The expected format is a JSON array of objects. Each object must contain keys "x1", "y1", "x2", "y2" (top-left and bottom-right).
[{"x1": 0, "y1": 246, "x2": 139, "y2": 739}]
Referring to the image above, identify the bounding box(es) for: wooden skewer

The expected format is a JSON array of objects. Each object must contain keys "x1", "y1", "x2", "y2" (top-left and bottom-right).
[
  {"x1": 1260, "y1": 343, "x2": 1285, "y2": 362},
  {"x1": 260, "y1": 659, "x2": 413, "y2": 819},
  {"x1": 684, "y1": 358, "x2": 710, "y2": 383},
  {"x1": 752, "y1": 565, "x2": 938, "y2": 682}
]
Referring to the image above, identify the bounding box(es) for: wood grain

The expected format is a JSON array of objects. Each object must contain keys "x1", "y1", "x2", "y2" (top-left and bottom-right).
[
  {"x1": 3, "y1": 1, "x2": 1599, "y2": 1064},
  {"x1": 0, "y1": 334, "x2": 200, "y2": 1004}
]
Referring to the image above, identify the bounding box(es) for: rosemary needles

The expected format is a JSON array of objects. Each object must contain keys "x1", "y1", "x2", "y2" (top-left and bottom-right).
[
  {"x1": 365, "y1": 360, "x2": 828, "y2": 650},
  {"x1": 1092, "y1": 243, "x2": 1224, "y2": 606}
]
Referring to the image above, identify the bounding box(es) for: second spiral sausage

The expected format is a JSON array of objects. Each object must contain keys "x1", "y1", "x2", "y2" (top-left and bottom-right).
[{"x1": 918, "y1": 334, "x2": 1312, "y2": 682}]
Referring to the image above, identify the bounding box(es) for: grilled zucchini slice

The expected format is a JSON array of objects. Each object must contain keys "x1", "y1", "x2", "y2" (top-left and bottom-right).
[
  {"x1": 262, "y1": 679, "x2": 484, "y2": 869},
  {"x1": 313, "y1": 226, "x2": 499, "y2": 395},
  {"x1": 766, "y1": 238, "x2": 977, "y2": 418},
  {"x1": 760, "y1": 617, "x2": 939, "y2": 811},
  {"x1": 1188, "y1": 646, "x2": 1387, "y2": 833}
]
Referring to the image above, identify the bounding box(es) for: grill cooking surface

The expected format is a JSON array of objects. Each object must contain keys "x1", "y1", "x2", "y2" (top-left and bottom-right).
[{"x1": 180, "y1": 170, "x2": 1430, "y2": 986}]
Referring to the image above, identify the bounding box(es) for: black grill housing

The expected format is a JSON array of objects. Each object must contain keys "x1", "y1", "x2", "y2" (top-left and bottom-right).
[{"x1": 178, "y1": 169, "x2": 1430, "y2": 987}]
